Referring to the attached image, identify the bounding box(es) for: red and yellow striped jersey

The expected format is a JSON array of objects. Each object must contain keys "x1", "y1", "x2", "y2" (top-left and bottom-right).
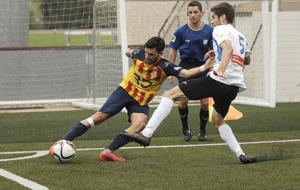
[{"x1": 120, "y1": 48, "x2": 183, "y2": 105}]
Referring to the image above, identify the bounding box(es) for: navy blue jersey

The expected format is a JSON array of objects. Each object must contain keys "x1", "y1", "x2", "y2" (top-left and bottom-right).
[{"x1": 169, "y1": 23, "x2": 213, "y2": 63}]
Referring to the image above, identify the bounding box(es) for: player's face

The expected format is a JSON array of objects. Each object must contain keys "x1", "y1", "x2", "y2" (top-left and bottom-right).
[
  {"x1": 144, "y1": 48, "x2": 161, "y2": 64},
  {"x1": 187, "y1": 6, "x2": 203, "y2": 24},
  {"x1": 210, "y1": 12, "x2": 221, "y2": 26}
]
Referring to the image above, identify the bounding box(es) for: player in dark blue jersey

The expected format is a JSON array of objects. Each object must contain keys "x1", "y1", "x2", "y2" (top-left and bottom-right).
[{"x1": 169, "y1": 1, "x2": 213, "y2": 141}]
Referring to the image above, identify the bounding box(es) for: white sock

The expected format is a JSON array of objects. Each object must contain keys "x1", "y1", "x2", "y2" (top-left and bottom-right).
[
  {"x1": 142, "y1": 97, "x2": 174, "y2": 138},
  {"x1": 218, "y1": 123, "x2": 244, "y2": 158}
]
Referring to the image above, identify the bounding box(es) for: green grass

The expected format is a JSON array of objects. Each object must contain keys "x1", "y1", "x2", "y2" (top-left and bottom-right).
[
  {"x1": 1, "y1": 142, "x2": 299, "y2": 190},
  {"x1": 29, "y1": 31, "x2": 114, "y2": 47},
  {"x1": 0, "y1": 103, "x2": 300, "y2": 189}
]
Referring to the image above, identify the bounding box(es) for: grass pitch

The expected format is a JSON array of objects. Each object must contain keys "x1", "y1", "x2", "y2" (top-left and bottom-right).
[
  {"x1": 0, "y1": 103, "x2": 299, "y2": 190},
  {"x1": 29, "y1": 30, "x2": 113, "y2": 47}
]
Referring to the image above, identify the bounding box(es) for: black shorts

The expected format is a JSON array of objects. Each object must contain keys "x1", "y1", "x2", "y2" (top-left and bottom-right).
[
  {"x1": 178, "y1": 58, "x2": 207, "y2": 83},
  {"x1": 178, "y1": 76, "x2": 239, "y2": 118}
]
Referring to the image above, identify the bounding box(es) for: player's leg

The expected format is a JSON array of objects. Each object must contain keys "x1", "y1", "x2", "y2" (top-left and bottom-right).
[
  {"x1": 178, "y1": 99, "x2": 192, "y2": 142},
  {"x1": 212, "y1": 89, "x2": 256, "y2": 164},
  {"x1": 63, "y1": 112, "x2": 110, "y2": 141},
  {"x1": 212, "y1": 109, "x2": 245, "y2": 157},
  {"x1": 125, "y1": 77, "x2": 212, "y2": 146},
  {"x1": 99, "y1": 113, "x2": 148, "y2": 162},
  {"x1": 198, "y1": 98, "x2": 209, "y2": 141},
  {"x1": 63, "y1": 87, "x2": 125, "y2": 141},
  {"x1": 141, "y1": 86, "x2": 187, "y2": 138},
  {"x1": 99, "y1": 100, "x2": 149, "y2": 162},
  {"x1": 177, "y1": 76, "x2": 192, "y2": 141}
]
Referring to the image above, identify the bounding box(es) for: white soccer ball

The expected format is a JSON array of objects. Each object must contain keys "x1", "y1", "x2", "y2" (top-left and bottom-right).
[{"x1": 49, "y1": 140, "x2": 76, "y2": 162}]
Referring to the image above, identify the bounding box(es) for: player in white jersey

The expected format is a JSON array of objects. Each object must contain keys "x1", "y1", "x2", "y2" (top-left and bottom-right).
[
  {"x1": 210, "y1": 24, "x2": 248, "y2": 90},
  {"x1": 124, "y1": 2, "x2": 256, "y2": 164}
]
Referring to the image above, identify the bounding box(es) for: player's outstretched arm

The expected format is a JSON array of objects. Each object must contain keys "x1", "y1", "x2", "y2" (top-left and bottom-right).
[{"x1": 178, "y1": 58, "x2": 215, "y2": 78}]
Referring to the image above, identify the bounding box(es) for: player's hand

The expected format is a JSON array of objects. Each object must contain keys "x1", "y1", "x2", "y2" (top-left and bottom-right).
[
  {"x1": 213, "y1": 69, "x2": 227, "y2": 79},
  {"x1": 125, "y1": 48, "x2": 132, "y2": 57},
  {"x1": 204, "y1": 50, "x2": 215, "y2": 60},
  {"x1": 205, "y1": 58, "x2": 215, "y2": 70}
]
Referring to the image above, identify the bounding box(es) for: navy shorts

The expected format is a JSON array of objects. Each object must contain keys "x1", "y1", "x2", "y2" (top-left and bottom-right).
[
  {"x1": 179, "y1": 76, "x2": 239, "y2": 118},
  {"x1": 99, "y1": 87, "x2": 149, "y2": 118}
]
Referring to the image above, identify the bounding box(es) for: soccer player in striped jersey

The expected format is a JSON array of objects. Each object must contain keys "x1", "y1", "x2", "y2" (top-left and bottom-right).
[
  {"x1": 125, "y1": 3, "x2": 256, "y2": 164},
  {"x1": 169, "y1": 1, "x2": 213, "y2": 141},
  {"x1": 61, "y1": 36, "x2": 214, "y2": 162}
]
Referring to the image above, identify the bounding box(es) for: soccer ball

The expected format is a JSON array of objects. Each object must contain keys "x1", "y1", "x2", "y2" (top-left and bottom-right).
[{"x1": 49, "y1": 140, "x2": 76, "y2": 162}]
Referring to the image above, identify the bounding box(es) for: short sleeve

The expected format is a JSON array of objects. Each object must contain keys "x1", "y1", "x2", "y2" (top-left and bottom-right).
[
  {"x1": 131, "y1": 48, "x2": 145, "y2": 60},
  {"x1": 213, "y1": 26, "x2": 231, "y2": 46},
  {"x1": 169, "y1": 29, "x2": 183, "y2": 50},
  {"x1": 160, "y1": 61, "x2": 183, "y2": 77}
]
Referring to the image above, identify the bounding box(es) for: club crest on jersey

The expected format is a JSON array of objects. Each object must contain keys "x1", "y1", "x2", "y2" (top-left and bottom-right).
[
  {"x1": 185, "y1": 39, "x2": 190, "y2": 44},
  {"x1": 151, "y1": 70, "x2": 157, "y2": 77},
  {"x1": 203, "y1": 40, "x2": 208, "y2": 45}
]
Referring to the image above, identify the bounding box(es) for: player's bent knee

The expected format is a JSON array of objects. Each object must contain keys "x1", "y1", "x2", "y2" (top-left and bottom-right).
[
  {"x1": 135, "y1": 123, "x2": 146, "y2": 131},
  {"x1": 178, "y1": 100, "x2": 188, "y2": 108},
  {"x1": 200, "y1": 99, "x2": 209, "y2": 108},
  {"x1": 127, "y1": 123, "x2": 146, "y2": 133}
]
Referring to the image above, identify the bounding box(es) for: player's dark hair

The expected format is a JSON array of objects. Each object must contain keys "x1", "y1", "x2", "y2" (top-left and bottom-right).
[
  {"x1": 144, "y1": 36, "x2": 165, "y2": 53},
  {"x1": 211, "y1": 2, "x2": 235, "y2": 24},
  {"x1": 188, "y1": 1, "x2": 202, "y2": 11}
]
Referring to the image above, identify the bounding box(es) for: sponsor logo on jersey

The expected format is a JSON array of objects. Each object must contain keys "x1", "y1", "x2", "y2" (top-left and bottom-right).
[{"x1": 174, "y1": 66, "x2": 181, "y2": 71}]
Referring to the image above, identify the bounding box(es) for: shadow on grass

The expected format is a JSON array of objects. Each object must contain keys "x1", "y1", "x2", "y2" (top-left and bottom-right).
[{"x1": 255, "y1": 147, "x2": 295, "y2": 162}]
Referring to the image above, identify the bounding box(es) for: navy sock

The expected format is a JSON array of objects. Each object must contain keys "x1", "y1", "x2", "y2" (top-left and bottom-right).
[
  {"x1": 106, "y1": 131, "x2": 132, "y2": 151},
  {"x1": 178, "y1": 107, "x2": 189, "y2": 130},
  {"x1": 199, "y1": 109, "x2": 209, "y2": 133},
  {"x1": 63, "y1": 122, "x2": 88, "y2": 141}
]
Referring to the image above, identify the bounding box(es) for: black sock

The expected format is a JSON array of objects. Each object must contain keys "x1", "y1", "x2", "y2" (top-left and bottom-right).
[
  {"x1": 178, "y1": 107, "x2": 189, "y2": 130},
  {"x1": 63, "y1": 122, "x2": 88, "y2": 141},
  {"x1": 106, "y1": 131, "x2": 132, "y2": 151},
  {"x1": 199, "y1": 109, "x2": 209, "y2": 133}
]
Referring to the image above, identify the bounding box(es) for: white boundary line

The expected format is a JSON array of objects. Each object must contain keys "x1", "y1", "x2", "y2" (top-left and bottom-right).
[
  {"x1": 0, "y1": 139, "x2": 299, "y2": 190},
  {"x1": 76, "y1": 138, "x2": 300, "y2": 151},
  {"x1": 0, "y1": 151, "x2": 48, "y2": 162},
  {"x1": 1, "y1": 139, "x2": 299, "y2": 162},
  {"x1": 0, "y1": 168, "x2": 49, "y2": 190}
]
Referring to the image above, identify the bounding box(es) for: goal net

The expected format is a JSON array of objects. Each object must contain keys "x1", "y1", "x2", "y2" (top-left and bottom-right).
[
  {"x1": 0, "y1": 0, "x2": 95, "y2": 109},
  {"x1": 0, "y1": 0, "x2": 278, "y2": 110},
  {"x1": 91, "y1": 0, "x2": 276, "y2": 108}
]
